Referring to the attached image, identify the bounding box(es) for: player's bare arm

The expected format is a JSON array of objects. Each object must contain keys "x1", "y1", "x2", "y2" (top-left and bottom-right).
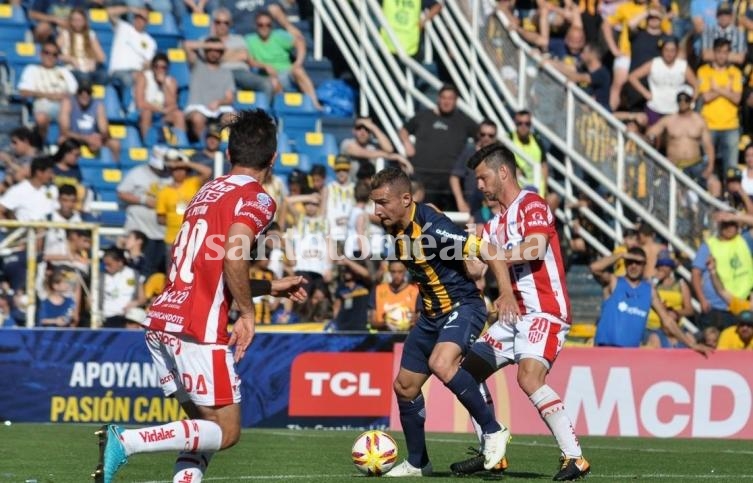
[
  {"x1": 477, "y1": 239, "x2": 520, "y2": 325},
  {"x1": 270, "y1": 275, "x2": 308, "y2": 302},
  {"x1": 224, "y1": 222, "x2": 257, "y2": 363}
]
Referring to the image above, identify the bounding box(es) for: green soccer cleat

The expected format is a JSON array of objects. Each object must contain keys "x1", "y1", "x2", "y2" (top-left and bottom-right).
[{"x1": 92, "y1": 424, "x2": 128, "y2": 483}]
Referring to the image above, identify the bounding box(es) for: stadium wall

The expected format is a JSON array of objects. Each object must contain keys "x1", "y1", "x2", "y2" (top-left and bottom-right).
[{"x1": 1, "y1": 330, "x2": 751, "y2": 439}]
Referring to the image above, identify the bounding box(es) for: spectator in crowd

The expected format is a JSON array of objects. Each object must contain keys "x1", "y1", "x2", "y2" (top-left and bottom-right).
[
  {"x1": 37, "y1": 269, "x2": 77, "y2": 327},
  {"x1": 43, "y1": 184, "x2": 83, "y2": 259},
  {"x1": 612, "y1": 228, "x2": 640, "y2": 276},
  {"x1": 628, "y1": 37, "x2": 697, "y2": 126},
  {"x1": 697, "y1": 37, "x2": 742, "y2": 177},
  {"x1": 289, "y1": 278, "x2": 332, "y2": 323},
  {"x1": 492, "y1": 0, "x2": 546, "y2": 49},
  {"x1": 0, "y1": 293, "x2": 19, "y2": 328},
  {"x1": 29, "y1": 0, "x2": 96, "y2": 43},
  {"x1": 331, "y1": 259, "x2": 371, "y2": 331},
  {"x1": 0, "y1": 127, "x2": 41, "y2": 181},
  {"x1": 190, "y1": 125, "x2": 224, "y2": 171},
  {"x1": 399, "y1": 84, "x2": 478, "y2": 207},
  {"x1": 184, "y1": 37, "x2": 236, "y2": 142},
  {"x1": 692, "y1": 211, "x2": 753, "y2": 330},
  {"x1": 635, "y1": 222, "x2": 667, "y2": 280},
  {"x1": 288, "y1": 196, "x2": 332, "y2": 288},
  {"x1": 602, "y1": 0, "x2": 665, "y2": 111},
  {"x1": 199, "y1": 8, "x2": 274, "y2": 97},
  {"x1": 134, "y1": 53, "x2": 186, "y2": 142},
  {"x1": 548, "y1": 42, "x2": 611, "y2": 111},
  {"x1": 509, "y1": 110, "x2": 550, "y2": 198},
  {"x1": 51, "y1": 138, "x2": 83, "y2": 187},
  {"x1": 716, "y1": 310, "x2": 753, "y2": 349},
  {"x1": 340, "y1": 117, "x2": 412, "y2": 176},
  {"x1": 700, "y1": 2, "x2": 747, "y2": 65},
  {"x1": 539, "y1": 3, "x2": 585, "y2": 58},
  {"x1": 280, "y1": 169, "x2": 314, "y2": 229},
  {"x1": 117, "y1": 146, "x2": 172, "y2": 277},
  {"x1": 691, "y1": 0, "x2": 719, "y2": 36},
  {"x1": 381, "y1": 0, "x2": 443, "y2": 57},
  {"x1": 702, "y1": 325, "x2": 720, "y2": 347},
  {"x1": 249, "y1": 252, "x2": 276, "y2": 325},
  {"x1": 245, "y1": 10, "x2": 323, "y2": 109},
  {"x1": 60, "y1": 83, "x2": 120, "y2": 161},
  {"x1": 57, "y1": 7, "x2": 107, "y2": 85},
  {"x1": 18, "y1": 40, "x2": 78, "y2": 139},
  {"x1": 106, "y1": 6, "x2": 157, "y2": 104},
  {"x1": 590, "y1": 246, "x2": 706, "y2": 351},
  {"x1": 343, "y1": 180, "x2": 373, "y2": 259},
  {"x1": 221, "y1": 0, "x2": 301, "y2": 37},
  {"x1": 451, "y1": 120, "x2": 497, "y2": 220},
  {"x1": 741, "y1": 143, "x2": 753, "y2": 197},
  {"x1": 645, "y1": 254, "x2": 695, "y2": 348},
  {"x1": 123, "y1": 229, "x2": 147, "y2": 278},
  {"x1": 0, "y1": 157, "x2": 57, "y2": 221},
  {"x1": 707, "y1": 253, "x2": 753, "y2": 313},
  {"x1": 322, "y1": 156, "x2": 355, "y2": 254},
  {"x1": 646, "y1": 86, "x2": 717, "y2": 190},
  {"x1": 723, "y1": 167, "x2": 753, "y2": 212},
  {"x1": 369, "y1": 260, "x2": 420, "y2": 331},
  {"x1": 155, "y1": 149, "x2": 212, "y2": 259},
  {"x1": 624, "y1": 8, "x2": 667, "y2": 112},
  {"x1": 101, "y1": 247, "x2": 139, "y2": 328},
  {"x1": 309, "y1": 164, "x2": 327, "y2": 195}
]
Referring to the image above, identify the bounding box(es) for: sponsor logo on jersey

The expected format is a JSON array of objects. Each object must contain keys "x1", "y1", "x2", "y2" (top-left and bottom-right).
[
  {"x1": 289, "y1": 352, "x2": 393, "y2": 416},
  {"x1": 256, "y1": 192, "x2": 272, "y2": 208}
]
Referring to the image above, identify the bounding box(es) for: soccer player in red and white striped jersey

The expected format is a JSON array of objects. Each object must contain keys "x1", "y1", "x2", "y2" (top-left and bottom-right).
[
  {"x1": 92, "y1": 110, "x2": 307, "y2": 483},
  {"x1": 454, "y1": 143, "x2": 589, "y2": 481}
]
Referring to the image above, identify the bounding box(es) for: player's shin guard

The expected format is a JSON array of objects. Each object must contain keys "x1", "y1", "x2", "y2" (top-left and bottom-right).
[
  {"x1": 446, "y1": 368, "x2": 501, "y2": 435},
  {"x1": 529, "y1": 385, "x2": 582, "y2": 458},
  {"x1": 118, "y1": 420, "x2": 223, "y2": 455},
  {"x1": 398, "y1": 394, "x2": 429, "y2": 468},
  {"x1": 173, "y1": 451, "x2": 213, "y2": 483}
]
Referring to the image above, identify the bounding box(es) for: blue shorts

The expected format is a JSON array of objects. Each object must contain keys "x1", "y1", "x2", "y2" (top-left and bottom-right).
[{"x1": 401, "y1": 299, "x2": 487, "y2": 375}]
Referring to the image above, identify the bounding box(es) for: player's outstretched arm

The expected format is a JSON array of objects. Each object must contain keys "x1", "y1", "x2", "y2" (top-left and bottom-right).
[
  {"x1": 225, "y1": 222, "x2": 257, "y2": 363},
  {"x1": 270, "y1": 275, "x2": 308, "y2": 302}
]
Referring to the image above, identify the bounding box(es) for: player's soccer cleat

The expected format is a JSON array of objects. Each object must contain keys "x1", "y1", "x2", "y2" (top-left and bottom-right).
[
  {"x1": 383, "y1": 460, "x2": 433, "y2": 477},
  {"x1": 92, "y1": 424, "x2": 128, "y2": 483},
  {"x1": 482, "y1": 427, "x2": 511, "y2": 470},
  {"x1": 450, "y1": 447, "x2": 509, "y2": 475},
  {"x1": 553, "y1": 456, "x2": 590, "y2": 481}
]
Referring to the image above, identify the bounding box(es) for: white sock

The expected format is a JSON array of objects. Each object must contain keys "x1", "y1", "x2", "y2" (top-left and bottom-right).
[
  {"x1": 120, "y1": 420, "x2": 222, "y2": 455},
  {"x1": 173, "y1": 451, "x2": 214, "y2": 483},
  {"x1": 529, "y1": 385, "x2": 581, "y2": 458}
]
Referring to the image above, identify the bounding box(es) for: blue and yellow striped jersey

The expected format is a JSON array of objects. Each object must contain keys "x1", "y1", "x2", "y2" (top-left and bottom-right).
[{"x1": 389, "y1": 203, "x2": 482, "y2": 318}]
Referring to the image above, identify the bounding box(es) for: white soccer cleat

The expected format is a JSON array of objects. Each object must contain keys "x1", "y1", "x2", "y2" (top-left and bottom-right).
[
  {"x1": 483, "y1": 427, "x2": 511, "y2": 470},
  {"x1": 383, "y1": 460, "x2": 433, "y2": 477}
]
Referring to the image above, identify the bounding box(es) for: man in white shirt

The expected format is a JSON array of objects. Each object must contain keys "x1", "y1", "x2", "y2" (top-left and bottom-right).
[
  {"x1": 0, "y1": 156, "x2": 58, "y2": 221},
  {"x1": 17, "y1": 40, "x2": 78, "y2": 139},
  {"x1": 43, "y1": 184, "x2": 83, "y2": 259},
  {"x1": 106, "y1": 6, "x2": 157, "y2": 103}
]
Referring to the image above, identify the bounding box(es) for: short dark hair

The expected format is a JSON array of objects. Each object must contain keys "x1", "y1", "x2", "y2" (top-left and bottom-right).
[
  {"x1": 627, "y1": 246, "x2": 647, "y2": 259},
  {"x1": 713, "y1": 37, "x2": 732, "y2": 50},
  {"x1": 226, "y1": 109, "x2": 277, "y2": 169},
  {"x1": 10, "y1": 126, "x2": 34, "y2": 143},
  {"x1": 371, "y1": 166, "x2": 411, "y2": 195},
  {"x1": 637, "y1": 222, "x2": 655, "y2": 237},
  {"x1": 584, "y1": 42, "x2": 604, "y2": 58},
  {"x1": 354, "y1": 180, "x2": 371, "y2": 202},
  {"x1": 58, "y1": 184, "x2": 78, "y2": 198},
  {"x1": 128, "y1": 230, "x2": 147, "y2": 246},
  {"x1": 466, "y1": 142, "x2": 517, "y2": 173},
  {"x1": 151, "y1": 52, "x2": 169, "y2": 68},
  {"x1": 42, "y1": 39, "x2": 58, "y2": 54},
  {"x1": 514, "y1": 110, "x2": 531, "y2": 118},
  {"x1": 103, "y1": 247, "x2": 126, "y2": 263},
  {"x1": 310, "y1": 164, "x2": 327, "y2": 178},
  {"x1": 479, "y1": 119, "x2": 497, "y2": 131},
  {"x1": 438, "y1": 84, "x2": 459, "y2": 96},
  {"x1": 53, "y1": 138, "x2": 81, "y2": 162},
  {"x1": 256, "y1": 9, "x2": 272, "y2": 21},
  {"x1": 30, "y1": 156, "x2": 54, "y2": 176}
]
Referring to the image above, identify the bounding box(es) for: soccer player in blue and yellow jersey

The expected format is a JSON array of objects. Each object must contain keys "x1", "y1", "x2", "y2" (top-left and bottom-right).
[{"x1": 370, "y1": 167, "x2": 518, "y2": 477}]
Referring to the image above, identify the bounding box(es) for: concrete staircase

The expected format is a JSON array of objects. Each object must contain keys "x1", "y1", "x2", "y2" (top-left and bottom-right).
[{"x1": 566, "y1": 264, "x2": 603, "y2": 325}]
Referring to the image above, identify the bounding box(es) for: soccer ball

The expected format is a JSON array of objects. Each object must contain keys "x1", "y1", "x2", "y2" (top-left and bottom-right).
[
  {"x1": 385, "y1": 305, "x2": 411, "y2": 332},
  {"x1": 351, "y1": 430, "x2": 398, "y2": 476}
]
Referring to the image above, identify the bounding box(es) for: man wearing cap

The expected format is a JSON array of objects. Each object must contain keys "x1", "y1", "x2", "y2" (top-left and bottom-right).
[
  {"x1": 692, "y1": 210, "x2": 753, "y2": 329},
  {"x1": 183, "y1": 37, "x2": 236, "y2": 143},
  {"x1": 59, "y1": 82, "x2": 121, "y2": 161},
  {"x1": 716, "y1": 310, "x2": 753, "y2": 349},
  {"x1": 321, "y1": 156, "x2": 355, "y2": 254},
  {"x1": 340, "y1": 117, "x2": 412, "y2": 175},
  {"x1": 155, "y1": 149, "x2": 212, "y2": 260},
  {"x1": 701, "y1": 3, "x2": 747, "y2": 66},
  {"x1": 645, "y1": 253, "x2": 695, "y2": 348},
  {"x1": 106, "y1": 6, "x2": 157, "y2": 102},
  {"x1": 117, "y1": 146, "x2": 172, "y2": 277},
  {"x1": 722, "y1": 167, "x2": 753, "y2": 212},
  {"x1": 646, "y1": 84, "x2": 717, "y2": 189},
  {"x1": 190, "y1": 126, "x2": 228, "y2": 174}
]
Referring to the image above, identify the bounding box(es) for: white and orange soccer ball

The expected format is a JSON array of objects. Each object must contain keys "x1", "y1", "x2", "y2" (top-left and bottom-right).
[
  {"x1": 351, "y1": 430, "x2": 398, "y2": 476},
  {"x1": 385, "y1": 305, "x2": 411, "y2": 332}
]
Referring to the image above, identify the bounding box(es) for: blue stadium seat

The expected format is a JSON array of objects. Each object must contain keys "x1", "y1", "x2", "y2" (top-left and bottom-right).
[
  {"x1": 292, "y1": 131, "x2": 338, "y2": 166},
  {"x1": 80, "y1": 164, "x2": 122, "y2": 190},
  {"x1": 273, "y1": 92, "x2": 321, "y2": 137},
  {"x1": 0, "y1": 26, "x2": 29, "y2": 44},
  {"x1": 46, "y1": 122, "x2": 59, "y2": 146},
  {"x1": 0, "y1": 5, "x2": 29, "y2": 46},
  {"x1": 321, "y1": 116, "x2": 355, "y2": 147},
  {"x1": 180, "y1": 13, "x2": 211, "y2": 40},
  {"x1": 303, "y1": 58, "x2": 334, "y2": 87},
  {"x1": 7, "y1": 42, "x2": 40, "y2": 87},
  {"x1": 233, "y1": 90, "x2": 271, "y2": 112},
  {"x1": 80, "y1": 145, "x2": 114, "y2": 164},
  {"x1": 277, "y1": 130, "x2": 290, "y2": 155},
  {"x1": 108, "y1": 125, "x2": 143, "y2": 152},
  {"x1": 145, "y1": 125, "x2": 190, "y2": 147},
  {"x1": 88, "y1": 8, "x2": 112, "y2": 32},
  {"x1": 96, "y1": 187, "x2": 120, "y2": 203},
  {"x1": 104, "y1": 84, "x2": 126, "y2": 123},
  {"x1": 273, "y1": 152, "x2": 311, "y2": 177},
  {"x1": 146, "y1": 11, "x2": 181, "y2": 51},
  {"x1": 167, "y1": 48, "x2": 190, "y2": 90}
]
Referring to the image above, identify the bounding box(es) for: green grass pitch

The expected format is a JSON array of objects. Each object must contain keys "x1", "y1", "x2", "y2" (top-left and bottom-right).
[{"x1": 1, "y1": 423, "x2": 751, "y2": 482}]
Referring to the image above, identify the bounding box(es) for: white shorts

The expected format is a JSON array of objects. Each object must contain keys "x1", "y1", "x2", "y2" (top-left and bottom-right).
[
  {"x1": 145, "y1": 330, "x2": 241, "y2": 407},
  {"x1": 478, "y1": 313, "x2": 569, "y2": 370},
  {"x1": 613, "y1": 55, "x2": 630, "y2": 71}
]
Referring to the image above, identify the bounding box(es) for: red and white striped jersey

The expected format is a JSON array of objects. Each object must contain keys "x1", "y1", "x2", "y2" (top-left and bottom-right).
[
  {"x1": 482, "y1": 190, "x2": 571, "y2": 323},
  {"x1": 144, "y1": 174, "x2": 276, "y2": 344}
]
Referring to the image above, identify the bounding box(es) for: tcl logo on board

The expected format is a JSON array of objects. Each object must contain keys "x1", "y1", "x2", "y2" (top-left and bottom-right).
[{"x1": 289, "y1": 352, "x2": 393, "y2": 416}]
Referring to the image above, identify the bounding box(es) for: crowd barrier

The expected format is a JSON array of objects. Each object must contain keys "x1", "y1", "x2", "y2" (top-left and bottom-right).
[{"x1": 1, "y1": 330, "x2": 751, "y2": 438}]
